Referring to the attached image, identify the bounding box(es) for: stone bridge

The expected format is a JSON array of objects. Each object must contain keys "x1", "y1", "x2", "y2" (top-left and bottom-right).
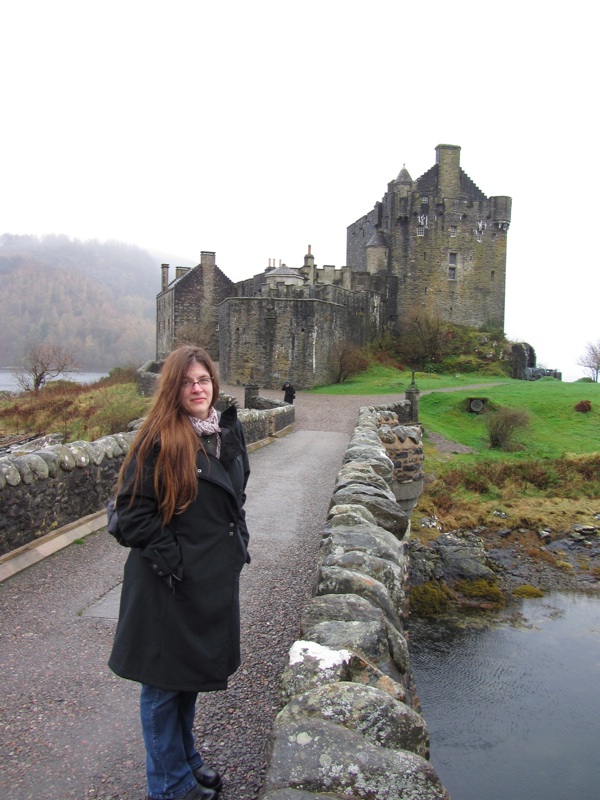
[{"x1": 0, "y1": 385, "x2": 449, "y2": 799}]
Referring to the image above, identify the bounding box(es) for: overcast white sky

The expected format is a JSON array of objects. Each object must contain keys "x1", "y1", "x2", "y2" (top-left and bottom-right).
[{"x1": 2, "y1": 0, "x2": 597, "y2": 381}]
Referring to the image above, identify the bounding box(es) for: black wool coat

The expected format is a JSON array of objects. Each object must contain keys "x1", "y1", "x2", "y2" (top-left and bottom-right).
[{"x1": 108, "y1": 406, "x2": 250, "y2": 692}]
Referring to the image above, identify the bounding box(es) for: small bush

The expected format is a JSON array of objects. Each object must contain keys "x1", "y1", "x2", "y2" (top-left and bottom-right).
[
  {"x1": 100, "y1": 365, "x2": 140, "y2": 386},
  {"x1": 513, "y1": 585, "x2": 544, "y2": 598},
  {"x1": 455, "y1": 578, "x2": 505, "y2": 608},
  {"x1": 409, "y1": 583, "x2": 451, "y2": 616},
  {"x1": 441, "y1": 355, "x2": 481, "y2": 373},
  {"x1": 486, "y1": 406, "x2": 530, "y2": 451},
  {"x1": 574, "y1": 400, "x2": 592, "y2": 413}
]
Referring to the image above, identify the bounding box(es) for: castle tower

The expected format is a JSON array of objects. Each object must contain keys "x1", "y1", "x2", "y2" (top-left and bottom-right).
[{"x1": 346, "y1": 144, "x2": 510, "y2": 333}]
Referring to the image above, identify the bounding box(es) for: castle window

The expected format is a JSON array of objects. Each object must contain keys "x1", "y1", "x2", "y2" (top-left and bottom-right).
[
  {"x1": 422, "y1": 196, "x2": 429, "y2": 204},
  {"x1": 416, "y1": 226, "x2": 425, "y2": 237},
  {"x1": 450, "y1": 226, "x2": 457, "y2": 237},
  {"x1": 490, "y1": 270, "x2": 495, "y2": 284},
  {"x1": 448, "y1": 252, "x2": 457, "y2": 265},
  {"x1": 448, "y1": 267, "x2": 456, "y2": 280}
]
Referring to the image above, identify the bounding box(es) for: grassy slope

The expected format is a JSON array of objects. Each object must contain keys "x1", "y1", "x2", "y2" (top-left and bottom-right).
[
  {"x1": 311, "y1": 369, "x2": 600, "y2": 536},
  {"x1": 310, "y1": 364, "x2": 509, "y2": 396},
  {"x1": 419, "y1": 377, "x2": 600, "y2": 459},
  {"x1": 312, "y1": 366, "x2": 599, "y2": 460}
]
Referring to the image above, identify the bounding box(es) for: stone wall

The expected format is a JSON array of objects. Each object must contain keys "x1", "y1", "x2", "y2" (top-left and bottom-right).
[
  {"x1": 219, "y1": 293, "x2": 382, "y2": 390},
  {"x1": 0, "y1": 401, "x2": 294, "y2": 557},
  {"x1": 259, "y1": 405, "x2": 449, "y2": 799}
]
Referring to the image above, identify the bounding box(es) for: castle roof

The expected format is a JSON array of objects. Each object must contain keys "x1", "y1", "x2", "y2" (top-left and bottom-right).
[
  {"x1": 416, "y1": 164, "x2": 487, "y2": 202},
  {"x1": 366, "y1": 229, "x2": 388, "y2": 248},
  {"x1": 265, "y1": 265, "x2": 303, "y2": 280},
  {"x1": 395, "y1": 165, "x2": 413, "y2": 184}
]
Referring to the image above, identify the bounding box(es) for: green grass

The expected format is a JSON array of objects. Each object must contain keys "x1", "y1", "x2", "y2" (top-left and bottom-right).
[
  {"x1": 309, "y1": 364, "x2": 509, "y2": 395},
  {"x1": 310, "y1": 367, "x2": 599, "y2": 460},
  {"x1": 419, "y1": 378, "x2": 600, "y2": 459}
]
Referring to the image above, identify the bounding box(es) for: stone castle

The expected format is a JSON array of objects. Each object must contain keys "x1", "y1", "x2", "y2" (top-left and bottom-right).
[{"x1": 156, "y1": 144, "x2": 511, "y2": 389}]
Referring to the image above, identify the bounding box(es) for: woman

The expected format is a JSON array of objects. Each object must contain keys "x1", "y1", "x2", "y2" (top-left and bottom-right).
[
  {"x1": 108, "y1": 345, "x2": 250, "y2": 800},
  {"x1": 281, "y1": 380, "x2": 295, "y2": 404}
]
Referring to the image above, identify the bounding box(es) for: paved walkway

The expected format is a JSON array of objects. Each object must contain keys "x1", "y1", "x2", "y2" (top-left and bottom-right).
[{"x1": 0, "y1": 388, "x2": 398, "y2": 800}]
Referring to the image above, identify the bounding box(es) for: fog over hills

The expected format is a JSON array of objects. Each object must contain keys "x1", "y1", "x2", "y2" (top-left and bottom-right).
[{"x1": 0, "y1": 234, "x2": 193, "y2": 369}]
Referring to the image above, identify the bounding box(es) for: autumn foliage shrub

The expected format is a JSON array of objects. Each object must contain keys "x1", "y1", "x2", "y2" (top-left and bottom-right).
[
  {"x1": 486, "y1": 406, "x2": 530, "y2": 451},
  {"x1": 574, "y1": 400, "x2": 592, "y2": 413}
]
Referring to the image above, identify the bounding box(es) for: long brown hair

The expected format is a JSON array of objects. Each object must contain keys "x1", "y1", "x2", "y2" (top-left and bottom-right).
[{"x1": 118, "y1": 345, "x2": 220, "y2": 523}]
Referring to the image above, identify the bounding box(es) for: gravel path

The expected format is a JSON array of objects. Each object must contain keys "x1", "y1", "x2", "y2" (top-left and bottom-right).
[{"x1": 0, "y1": 388, "x2": 399, "y2": 800}]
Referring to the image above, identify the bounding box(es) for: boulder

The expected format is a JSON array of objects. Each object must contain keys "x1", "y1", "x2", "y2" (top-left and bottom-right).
[
  {"x1": 302, "y1": 620, "x2": 401, "y2": 680},
  {"x1": 277, "y1": 682, "x2": 429, "y2": 757},
  {"x1": 316, "y1": 566, "x2": 402, "y2": 630},
  {"x1": 328, "y1": 495, "x2": 409, "y2": 539},
  {"x1": 321, "y1": 524, "x2": 406, "y2": 566},
  {"x1": 263, "y1": 717, "x2": 449, "y2": 800}
]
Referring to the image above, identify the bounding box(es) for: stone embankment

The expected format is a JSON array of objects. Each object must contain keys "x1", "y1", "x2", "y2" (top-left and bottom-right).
[{"x1": 259, "y1": 403, "x2": 449, "y2": 800}]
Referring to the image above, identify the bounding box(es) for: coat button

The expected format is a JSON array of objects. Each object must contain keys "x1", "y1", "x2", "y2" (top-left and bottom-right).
[{"x1": 197, "y1": 469, "x2": 202, "y2": 474}]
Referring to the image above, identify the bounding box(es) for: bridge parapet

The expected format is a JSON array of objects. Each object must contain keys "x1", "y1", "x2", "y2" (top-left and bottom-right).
[
  {"x1": 0, "y1": 396, "x2": 294, "y2": 557},
  {"x1": 260, "y1": 404, "x2": 450, "y2": 799}
]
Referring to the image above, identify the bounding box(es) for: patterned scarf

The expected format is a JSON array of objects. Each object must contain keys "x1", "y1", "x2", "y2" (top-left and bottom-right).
[{"x1": 189, "y1": 407, "x2": 221, "y2": 457}]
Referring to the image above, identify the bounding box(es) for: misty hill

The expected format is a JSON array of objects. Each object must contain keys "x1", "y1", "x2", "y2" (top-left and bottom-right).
[{"x1": 0, "y1": 234, "x2": 190, "y2": 369}]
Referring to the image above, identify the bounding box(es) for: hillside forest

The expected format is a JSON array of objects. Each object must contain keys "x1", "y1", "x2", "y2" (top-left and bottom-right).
[{"x1": 0, "y1": 234, "x2": 194, "y2": 369}]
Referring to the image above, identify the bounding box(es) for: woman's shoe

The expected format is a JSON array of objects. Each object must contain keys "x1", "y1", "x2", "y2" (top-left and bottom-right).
[
  {"x1": 193, "y1": 763, "x2": 223, "y2": 791},
  {"x1": 146, "y1": 789, "x2": 217, "y2": 800},
  {"x1": 185, "y1": 784, "x2": 218, "y2": 800}
]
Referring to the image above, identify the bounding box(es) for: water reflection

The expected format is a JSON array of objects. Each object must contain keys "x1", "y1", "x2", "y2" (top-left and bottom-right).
[{"x1": 408, "y1": 593, "x2": 600, "y2": 800}]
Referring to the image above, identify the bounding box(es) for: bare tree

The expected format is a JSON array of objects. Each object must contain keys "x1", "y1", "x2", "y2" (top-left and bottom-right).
[
  {"x1": 577, "y1": 340, "x2": 600, "y2": 382},
  {"x1": 399, "y1": 311, "x2": 447, "y2": 369},
  {"x1": 14, "y1": 343, "x2": 80, "y2": 393},
  {"x1": 330, "y1": 342, "x2": 369, "y2": 383}
]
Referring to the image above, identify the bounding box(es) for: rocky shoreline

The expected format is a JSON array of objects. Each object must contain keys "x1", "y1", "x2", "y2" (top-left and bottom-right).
[{"x1": 409, "y1": 517, "x2": 600, "y2": 616}]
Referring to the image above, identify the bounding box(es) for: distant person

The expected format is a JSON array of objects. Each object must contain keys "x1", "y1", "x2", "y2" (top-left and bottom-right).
[
  {"x1": 282, "y1": 380, "x2": 296, "y2": 404},
  {"x1": 108, "y1": 345, "x2": 251, "y2": 800}
]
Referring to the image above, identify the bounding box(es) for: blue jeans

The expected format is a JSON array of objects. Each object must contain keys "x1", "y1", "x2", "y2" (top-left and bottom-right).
[{"x1": 140, "y1": 684, "x2": 204, "y2": 799}]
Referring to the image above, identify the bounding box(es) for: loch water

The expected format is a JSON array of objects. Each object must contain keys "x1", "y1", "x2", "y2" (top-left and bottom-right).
[
  {"x1": 408, "y1": 592, "x2": 600, "y2": 800},
  {"x1": 0, "y1": 368, "x2": 108, "y2": 392}
]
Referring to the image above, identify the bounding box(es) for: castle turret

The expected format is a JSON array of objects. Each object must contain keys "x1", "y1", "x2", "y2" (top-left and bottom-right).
[
  {"x1": 491, "y1": 196, "x2": 512, "y2": 230},
  {"x1": 435, "y1": 144, "x2": 461, "y2": 199},
  {"x1": 365, "y1": 228, "x2": 388, "y2": 273},
  {"x1": 395, "y1": 165, "x2": 413, "y2": 194}
]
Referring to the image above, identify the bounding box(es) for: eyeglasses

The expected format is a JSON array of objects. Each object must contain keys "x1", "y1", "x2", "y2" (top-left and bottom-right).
[{"x1": 181, "y1": 377, "x2": 212, "y2": 389}]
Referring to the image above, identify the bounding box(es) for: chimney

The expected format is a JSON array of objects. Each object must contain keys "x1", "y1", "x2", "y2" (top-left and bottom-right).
[
  {"x1": 200, "y1": 251, "x2": 216, "y2": 268},
  {"x1": 304, "y1": 244, "x2": 315, "y2": 269},
  {"x1": 435, "y1": 144, "x2": 461, "y2": 199},
  {"x1": 161, "y1": 263, "x2": 169, "y2": 293}
]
